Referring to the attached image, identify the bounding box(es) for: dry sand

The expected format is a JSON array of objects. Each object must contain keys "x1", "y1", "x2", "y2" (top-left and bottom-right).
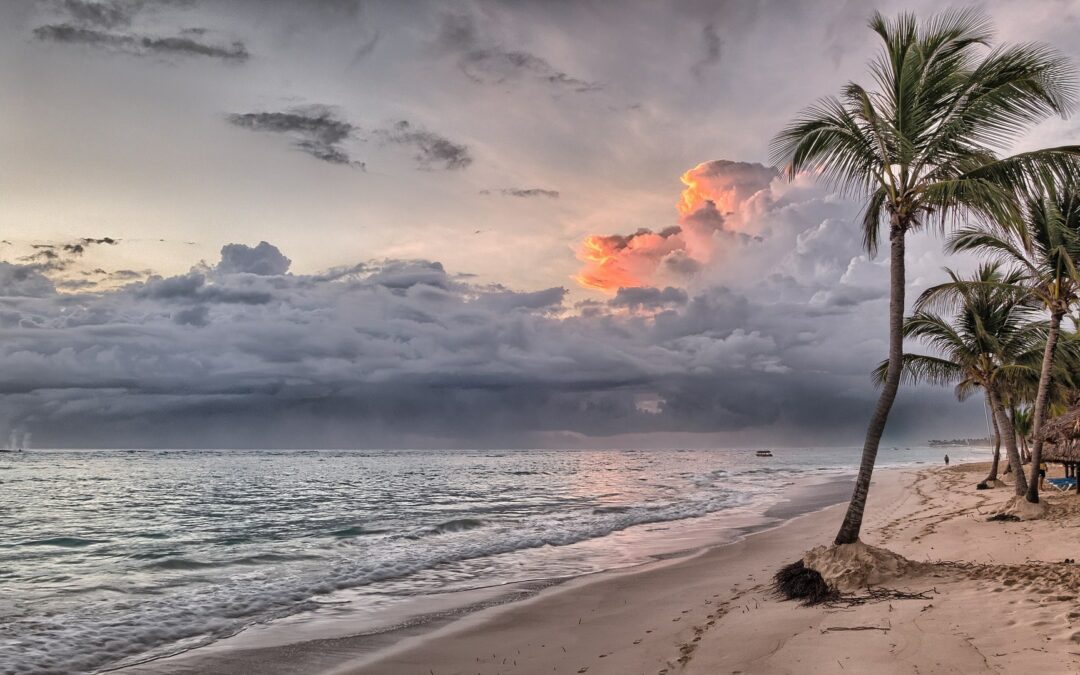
[{"x1": 335, "y1": 462, "x2": 1080, "y2": 675}]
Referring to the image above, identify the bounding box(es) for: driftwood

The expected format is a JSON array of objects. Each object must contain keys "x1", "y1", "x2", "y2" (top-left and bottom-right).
[
  {"x1": 822, "y1": 624, "x2": 891, "y2": 633},
  {"x1": 822, "y1": 586, "x2": 937, "y2": 608}
]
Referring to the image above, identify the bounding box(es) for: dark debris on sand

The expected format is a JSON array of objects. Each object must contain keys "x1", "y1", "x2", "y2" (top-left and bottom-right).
[{"x1": 773, "y1": 560, "x2": 839, "y2": 605}]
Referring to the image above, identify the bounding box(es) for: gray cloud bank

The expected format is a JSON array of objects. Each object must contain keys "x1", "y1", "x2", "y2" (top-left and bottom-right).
[{"x1": 0, "y1": 179, "x2": 974, "y2": 449}]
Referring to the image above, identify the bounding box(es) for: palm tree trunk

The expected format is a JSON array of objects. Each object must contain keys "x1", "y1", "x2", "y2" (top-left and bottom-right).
[
  {"x1": 985, "y1": 393, "x2": 1001, "y2": 483},
  {"x1": 990, "y1": 387, "x2": 1028, "y2": 496},
  {"x1": 834, "y1": 222, "x2": 905, "y2": 546},
  {"x1": 1009, "y1": 408, "x2": 1027, "y2": 463},
  {"x1": 1025, "y1": 310, "x2": 1063, "y2": 504}
]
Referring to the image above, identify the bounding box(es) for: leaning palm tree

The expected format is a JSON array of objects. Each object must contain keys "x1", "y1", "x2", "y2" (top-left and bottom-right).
[
  {"x1": 949, "y1": 189, "x2": 1080, "y2": 503},
  {"x1": 771, "y1": 9, "x2": 1080, "y2": 545},
  {"x1": 877, "y1": 263, "x2": 1042, "y2": 497}
]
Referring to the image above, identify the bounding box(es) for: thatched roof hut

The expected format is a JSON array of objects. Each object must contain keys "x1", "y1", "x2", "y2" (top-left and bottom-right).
[{"x1": 1037, "y1": 407, "x2": 1080, "y2": 464}]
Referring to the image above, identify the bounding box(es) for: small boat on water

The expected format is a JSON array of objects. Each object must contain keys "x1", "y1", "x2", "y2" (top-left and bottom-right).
[{"x1": 755, "y1": 450, "x2": 774, "y2": 458}]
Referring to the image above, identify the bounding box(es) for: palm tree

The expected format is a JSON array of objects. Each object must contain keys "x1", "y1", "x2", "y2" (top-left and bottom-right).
[
  {"x1": 771, "y1": 10, "x2": 1079, "y2": 545},
  {"x1": 949, "y1": 189, "x2": 1080, "y2": 503},
  {"x1": 877, "y1": 263, "x2": 1042, "y2": 497},
  {"x1": 984, "y1": 396, "x2": 1003, "y2": 485},
  {"x1": 1013, "y1": 405, "x2": 1033, "y2": 462}
]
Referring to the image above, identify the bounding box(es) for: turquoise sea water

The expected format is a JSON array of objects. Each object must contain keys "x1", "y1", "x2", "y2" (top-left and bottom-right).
[{"x1": 0, "y1": 446, "x2": 984, "y2": 674}]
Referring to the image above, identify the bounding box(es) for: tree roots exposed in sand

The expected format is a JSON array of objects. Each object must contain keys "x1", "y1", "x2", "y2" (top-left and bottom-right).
[
  {"x1": 1001, "y1": 496, "x2": 1047, "y2": 520},
  {"x1": 773, "y1": 558, "x2": 937, "y2": 608},
  {"x1": 773, "y1": 560, "x2": 839, "y2": 605}
]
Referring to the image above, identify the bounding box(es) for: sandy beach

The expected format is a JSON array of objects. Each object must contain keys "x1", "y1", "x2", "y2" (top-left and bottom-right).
[
  {"x1": 340, "y1": 462, "x2": 1080, "y2": 675},
  {"x1": 122, "y1": 459, "x2": 1080, "y2": 675}
]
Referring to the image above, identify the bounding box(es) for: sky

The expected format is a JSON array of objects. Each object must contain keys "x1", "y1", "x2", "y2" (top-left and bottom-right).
[{"x1": 2, "y1": 0, "x2": 1080, "y2": 449}]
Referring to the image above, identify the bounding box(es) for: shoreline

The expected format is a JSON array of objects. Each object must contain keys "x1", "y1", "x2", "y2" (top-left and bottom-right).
[
  {"x1": 337, "y1": 460, "x2": 1080, "y2": 674},
  {"x1": 116, "y1": 469, "x2": 865, "y2": 674}
]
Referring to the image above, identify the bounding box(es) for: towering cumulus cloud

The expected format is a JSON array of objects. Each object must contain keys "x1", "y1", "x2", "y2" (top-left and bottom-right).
[{"x1": 575, "y1": 160, "x2": 776, "y2": 292}]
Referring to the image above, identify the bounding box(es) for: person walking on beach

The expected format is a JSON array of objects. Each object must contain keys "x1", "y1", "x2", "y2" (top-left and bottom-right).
[
  {"x1": 1039, "y1": 461, "x2": 1048, "y2": 489},
  {"x1": 944, "y1": 454, "x2": 950, "y2": 466}
]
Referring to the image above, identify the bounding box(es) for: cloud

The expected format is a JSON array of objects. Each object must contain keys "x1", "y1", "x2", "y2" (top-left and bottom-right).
[
  {"x1": 374, "y1": 120, "x2": 472, "y2": 170},
  {"x1": 227, "y1": 110, "x2": 469, "y2": 171},
  {"x1": 575, "y1": 226, "x2": 686, "y2": 291},
  {"x1": 0, "y1": 263, "x2": 57, "y2": 298},
  {"x1": 17, "y1": 236, "x2": 119, "y2": 272},
  {"x1": 575, "y1": 160, "x2": 777, "y2": 292},
  {"x1": 33, "y1": 24, "x2": 250, "y2": 61},
  {"x1": 172, "y1": 304, "x2": 210, "y2": 327},
  {"x1": 217, "y1": 241, "x2": 292, "y2": 276},
  {"x1": 228, "y1": 107, "x2": 362, "y2": 167},
  {"x1": 435, "y1": 12, "x2": 600, "y2": 93},
  {"x1": 32, "y1": 0, "x2": 250, "y2": 61},
  {"x1": 57, "y1": 0, "x2": 133, "y2": 29},
  {"x1": 0, "y1": 211, "x2": 981, "y2": 449},
  {"x1": 609, "y1": 286, "x2": 688, "y2": 311},
  {"x1": 676, "y1": 160, "x2": 777, "y2": 227},
  {"x1": 480, "y1": 188, "x2": 560, "y2": 199},
  {"x1": 690, "y1": 22, "x2": 721, "y2": 80}
]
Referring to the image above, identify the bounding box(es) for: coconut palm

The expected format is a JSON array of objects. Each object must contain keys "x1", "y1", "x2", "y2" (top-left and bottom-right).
[
  {"x1": 876, "y1": 263, "x2": 1042, "y2": 496},
  {"x1": 948, "y1": 189, "x2": 1080, "y2": 503},
  {"x1": 1013, "y1": 405, "x2": 1033, "y2": 462},
  {"x1": 771, "y1": 9, "x2": 1080, "y2": 544},
  {"x1": 985, "y1": 397, "x2": 1003, "y2": 484}
]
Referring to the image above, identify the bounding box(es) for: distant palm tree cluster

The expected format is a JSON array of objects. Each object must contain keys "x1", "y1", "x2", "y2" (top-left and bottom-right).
[{"x1": 771, "y1": 9, "x2": 1080, "y2": 546}]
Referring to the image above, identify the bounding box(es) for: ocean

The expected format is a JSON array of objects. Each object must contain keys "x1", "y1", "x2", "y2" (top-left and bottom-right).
[{"x1": 0, "y1": 446, "x2": 984, "y2": 674}]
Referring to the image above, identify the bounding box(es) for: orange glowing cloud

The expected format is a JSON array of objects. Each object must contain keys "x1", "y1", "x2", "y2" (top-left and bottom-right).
[
  {"x1": 575, "y1": 161, "x2": 778, "y2": 293},
  {"x1": 677, "y1": 160, "x2": 777, "y2": 225},
  {"x1": 574, "y1": 228, "x2": 684, "y2": 290}
]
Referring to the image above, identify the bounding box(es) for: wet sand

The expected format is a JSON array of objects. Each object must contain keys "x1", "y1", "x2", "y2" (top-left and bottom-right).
[
  {"x1": 126, "y1": 462, "x2": 1080, "y2": 674},
  {"x1": 343, "y1": 462, "x2": 1080, "y2": 674}
]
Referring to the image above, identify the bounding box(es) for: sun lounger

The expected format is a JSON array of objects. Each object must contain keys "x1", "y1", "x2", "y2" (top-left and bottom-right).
[{"x1": 1047, "y1": 477, "x2": 1077, "y2": 492}]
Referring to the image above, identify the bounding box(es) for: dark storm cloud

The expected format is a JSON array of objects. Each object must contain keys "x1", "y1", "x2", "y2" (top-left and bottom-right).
[
  {"x1": 135, "y1": 272, "x2": 274, "y2": 305},
  {"x1": 480, "y1": 188, "x2": 560, "y2": 199},
  {"x1": 228, "y1": 108, "x2": 362, "y2": 167},
  {"x1": 33, "y1": 0, "x2": 250, "y2": 61},
  {"x1": 17, "y1": 236, "x2": 119, "y2": 272},
  {"x1": 217, "y1": 241, "x2": 292, "y2": 276},
  {"x1": 0, "y1": 220, "x2": 983, "y2": 448},
  {"x1": 374, "y1": 120, "x2": 472, "y2": 170},
  {"x1": 690, "y1": 22, "x2": 721, "y2": 80},
  {"x1": 0, "y1": 236, "x2": 844, "y2": 447},
  {"x1": 33, "y1": 24, "x2": 250, "y2": 61},
  {"x1": 609, "y1": 286, "x2": 688, "y2": 310},
  {"x1": 435, "y1": 12, "x2": 601, "y2": 93},
  {"x1": 172, "y1": 304, "x2": 209, "y2": 326}
]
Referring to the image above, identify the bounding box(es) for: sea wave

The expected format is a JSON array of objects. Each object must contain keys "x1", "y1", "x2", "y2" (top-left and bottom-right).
[{"x1": 2, "y1": 487, "x2": 758, "y2": 674}]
